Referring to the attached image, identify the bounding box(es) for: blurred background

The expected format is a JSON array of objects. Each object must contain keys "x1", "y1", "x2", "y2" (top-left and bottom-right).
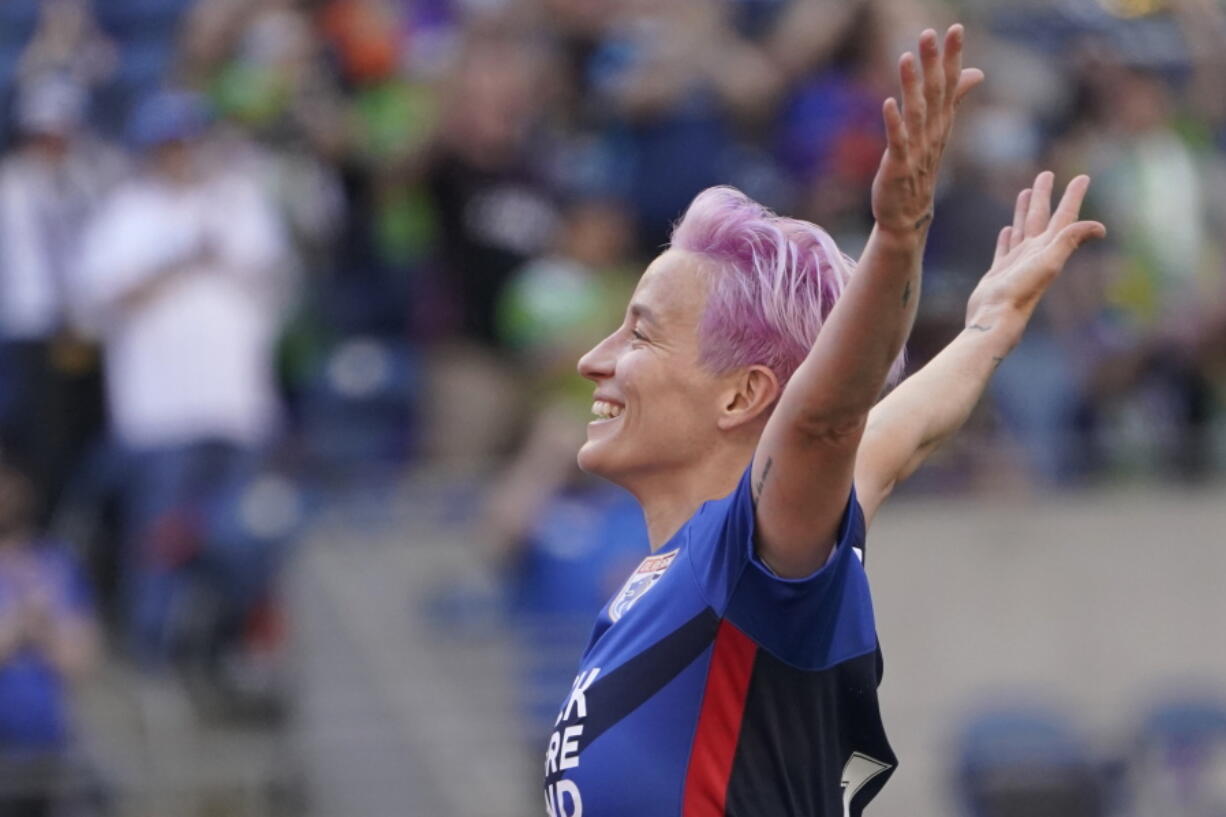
[{"x1": 0, "y1": 0, "x2": 1223, "y2": 815}]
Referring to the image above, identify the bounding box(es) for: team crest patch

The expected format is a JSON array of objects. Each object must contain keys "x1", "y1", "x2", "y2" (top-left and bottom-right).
[{"x1": 609, "y1": 550, "x2": 678, "y2": 622}]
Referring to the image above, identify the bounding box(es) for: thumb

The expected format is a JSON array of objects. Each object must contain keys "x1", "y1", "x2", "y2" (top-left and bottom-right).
[
  {"x1": 1049, "y1": 220, "x2": 1107, "y2": 262},
  {"x1": 953, "y1": 68, "x2": 985, "y2": 107}
]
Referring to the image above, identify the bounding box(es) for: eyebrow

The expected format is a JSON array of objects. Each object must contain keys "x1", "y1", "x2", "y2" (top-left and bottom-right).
[{"x1": 629, "y1": 303, "x2": 659, "y2": 326}]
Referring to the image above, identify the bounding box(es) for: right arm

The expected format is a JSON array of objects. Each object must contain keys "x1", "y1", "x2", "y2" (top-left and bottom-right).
[
  {"x1": 855, "y1": 171, "x2": 1107, "y2": 523},
  {"x1": 854, "y1": 317, "x2": 1016, "y2": 524},
  {"x1": 750, "y1": 26, "x2": 982, "y2": 578}
]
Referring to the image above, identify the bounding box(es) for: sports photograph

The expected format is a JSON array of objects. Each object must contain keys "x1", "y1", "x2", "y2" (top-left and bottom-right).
[{"x1": 0, "y1": 0, "x2": 1223, "y2": 816}]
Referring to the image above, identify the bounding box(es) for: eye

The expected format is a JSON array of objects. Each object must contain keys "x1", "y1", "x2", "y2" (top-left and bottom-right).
[{"x1": 631, "y1": 328, "x2": 647, "y2": 342}]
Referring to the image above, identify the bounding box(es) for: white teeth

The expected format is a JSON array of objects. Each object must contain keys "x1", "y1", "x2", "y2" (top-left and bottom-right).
[{"x1": 591, "y1": 400, "x2": 624, "y2": 420}]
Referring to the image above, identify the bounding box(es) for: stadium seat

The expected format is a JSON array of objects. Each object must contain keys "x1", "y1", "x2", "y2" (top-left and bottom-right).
[
  {"x1": 954, "y1": 705, "x2": 1107, "y2": 817},
  {"x1": 299, "y1": 336, "x2": 421, "y2": 469}
]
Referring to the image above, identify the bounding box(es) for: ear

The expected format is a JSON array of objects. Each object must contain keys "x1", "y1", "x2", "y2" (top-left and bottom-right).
[{"x1": 716, "y1": 365, "x2": 780, "y2": 431}]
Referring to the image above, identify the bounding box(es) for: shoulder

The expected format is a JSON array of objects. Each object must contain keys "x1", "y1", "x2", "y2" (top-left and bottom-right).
[
  {"x1": 679, "y1": 468, "x2": 757, "y2": 608},
  {"x1": 675, "y1": 468, "x2": 754, "y2": 550}
]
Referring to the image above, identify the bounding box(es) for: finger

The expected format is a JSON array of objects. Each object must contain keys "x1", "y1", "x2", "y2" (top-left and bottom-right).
[
  {"x1": 882, "y1": 97, "x2": 907, "y2": 160},
  {"x1": 952, "y1": 68, "x2": 985, "y2": 108},
  {"x1": 942, "y1": 25, "x2": 964, "y2": 108},
  {"x1": 1009, "y1": 188, "x2": 1030, "y2": 251},
  {"x1": 994, "y1": 226, "x2": 1011, "y2": 264},
  {"x1": 899, "y1": 52, "x2": 926, "y2": 148},
  {"x1": 1043, "y1": 220, "x2": 1108, "y2": 269},
  {"x1": 1048, "y1": 174, "x2": 1092, "y2": 234},
  {"x1": 919, "y1": 29, "x2": 943, "y2": 115},
  {"x1": 1024, "y1": 170, "x2": 1054, "y2": 237},
  {"x1": 1049, "y1": 219, "x2": 1108, "y2": 255}
]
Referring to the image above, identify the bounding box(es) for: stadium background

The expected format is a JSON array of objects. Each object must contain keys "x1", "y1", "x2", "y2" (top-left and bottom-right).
[{"x1": 0, "y1": 0, "x2": 1224, "y2": 815}]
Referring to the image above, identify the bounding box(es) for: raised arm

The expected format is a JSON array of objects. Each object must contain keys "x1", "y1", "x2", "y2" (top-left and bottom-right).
[
  {"x1": 855, "y1": 172, "x2": 1107, "y2": 523},
  {"x1": 751, "y1": 25, "x2": 982, "y2": 577}
]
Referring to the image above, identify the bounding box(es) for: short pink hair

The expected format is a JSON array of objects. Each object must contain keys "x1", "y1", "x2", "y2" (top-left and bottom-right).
[{"x1": 669, "y1": 186, "x2": 906, "y2": 388}]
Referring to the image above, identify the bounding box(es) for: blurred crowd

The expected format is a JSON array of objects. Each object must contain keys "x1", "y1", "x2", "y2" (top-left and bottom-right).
[{"x1": 0, "y1": 0, "x2": 1224, "y2": 813}]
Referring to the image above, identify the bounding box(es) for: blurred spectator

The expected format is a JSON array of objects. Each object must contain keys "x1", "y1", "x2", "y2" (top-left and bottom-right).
[
  {"x1": 482, "y1": 405, "x2": 646, "y2": 741},
  {"x1": 924, "y1": 74, "x2": 1084, "y2": 485},
  {"x1": 15, "y1": 0, "x2": 115, "y2": 94},
  {"x1": 0, "y1": 75, "x2": 123, "y2": 521},
  {"x1": 496, "y1": 196, "x2": 636, "y2": 384},
  {"x1": 0, "y1": 465, "x2": 97, "y2": 817},
  {"x1": 428, "y1": 26, "x2": 560, "y2": 347},
  {"x1": 418, "y1": 27, "x2": 561, "y2": 464},
  {"x1": 318, "y1": 0, "x2": 408, "y2": 86},
  {"x1": 184, "y1": 0, "x2": 349, "y2": 408},
  {"x1": 483, "y1": 220, "x2": 644, "y2": 739},
  {"x1": 1069, "y1": 58, "x2": 1226, "y2": 480},
  {"x1": 586, "y1": 0, "x2": 784, "y2": 250},
  {"x1": 774, "y1": 1, "x2": 894, "y2": 236},
  {"x1": 72, "y1": 91, "x2": 295, "y2": 691},
  {"x1": 185, "y1": 0, "x2": 348, "y2": 239}
]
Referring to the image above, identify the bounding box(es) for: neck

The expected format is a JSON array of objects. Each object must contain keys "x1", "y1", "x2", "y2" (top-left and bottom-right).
[{"x1": 627, "y1": 443, "x2": 754, "y2": 551}]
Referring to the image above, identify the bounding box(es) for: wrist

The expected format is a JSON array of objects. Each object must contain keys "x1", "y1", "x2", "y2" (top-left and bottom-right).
[
  {"x1": 963, "y1": 309, "x2": 1027, "y2": 356},
  {"x1": 870, "y1": 223, "x2": 928, "y2": 252}
]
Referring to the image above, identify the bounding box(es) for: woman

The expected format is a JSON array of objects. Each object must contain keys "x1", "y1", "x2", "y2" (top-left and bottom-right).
[{"x1": 543, "y1": 24, "x2": 1105, "y2": 817}]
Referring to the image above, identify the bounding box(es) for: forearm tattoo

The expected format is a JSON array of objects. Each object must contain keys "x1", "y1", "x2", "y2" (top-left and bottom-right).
[
  {"x1": 967, "y1": 323, "x2": 993, "y2": 333},
  {"x1": 901, "y1": 280, "x2": 913, "y2": 308},
  {"x1": 913, "y1": 211, "x2": 932, "y2": 231}
]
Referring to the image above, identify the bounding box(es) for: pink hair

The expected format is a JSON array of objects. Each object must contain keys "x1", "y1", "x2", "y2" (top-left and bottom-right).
[{"x1": 669, "y1": 186, "x2": 906, "y2": 388}]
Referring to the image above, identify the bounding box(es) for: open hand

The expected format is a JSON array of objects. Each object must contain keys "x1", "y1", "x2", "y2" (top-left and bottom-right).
[
  {"x1": 872, "y1": 25, "x2": 983, "y2": 237},
  {"x1": 966, "y1": 171, "x2": 1107, "y2": 334}
]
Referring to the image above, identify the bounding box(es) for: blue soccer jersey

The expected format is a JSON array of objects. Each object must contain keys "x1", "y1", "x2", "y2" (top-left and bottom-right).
[{"x1": 543, "y1": 467, "x2": 895, "y2": 817}]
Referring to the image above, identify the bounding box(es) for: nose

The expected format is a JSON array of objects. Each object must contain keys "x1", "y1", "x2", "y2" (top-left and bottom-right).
[{"x1": 578, "y1": 330, "x2": 618, "y2": 382}]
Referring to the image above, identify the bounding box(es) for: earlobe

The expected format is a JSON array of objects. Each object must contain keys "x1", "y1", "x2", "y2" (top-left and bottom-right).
[{"x1": 717, "y1": 365, "x2": 780, "y2": 430}]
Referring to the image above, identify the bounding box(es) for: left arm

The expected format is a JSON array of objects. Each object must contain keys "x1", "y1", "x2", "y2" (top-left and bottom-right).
[
  {"x1": 855, "y1": 173, "x2": 1107, "y2": 523},
  {"x1": 752, "y1": 25, "x2": 982, "y2": 577}
]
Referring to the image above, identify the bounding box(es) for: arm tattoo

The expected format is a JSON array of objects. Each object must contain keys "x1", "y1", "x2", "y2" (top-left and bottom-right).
[
  {"x1": 753, "y1": 457, "x2": 774, "y2": 503},
  {"x1": 992, "y1": 356, "x2": 1004, "y2": 368},
  {"x1": 901, "y1": 280, "x2": 913, "y2": 308},
  {"x1": 913, "y1": 211, "x2": 932, "y2": 231},
  {"x1": 967, "y1": 323, "x2": 993, "y2": 333}
]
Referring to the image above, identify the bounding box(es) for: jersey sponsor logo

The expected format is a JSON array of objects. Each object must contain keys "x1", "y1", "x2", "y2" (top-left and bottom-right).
[{"x1": 609, "y1": 550, "x2": 678, "y2": 622}]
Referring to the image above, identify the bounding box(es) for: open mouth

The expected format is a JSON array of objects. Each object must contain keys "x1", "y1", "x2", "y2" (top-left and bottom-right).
[{"x1": 591, "y1": 400, "x2": 624, "y2": 421}]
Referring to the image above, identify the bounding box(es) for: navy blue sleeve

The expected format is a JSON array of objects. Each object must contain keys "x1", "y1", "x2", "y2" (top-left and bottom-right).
[{"x1": 686, "y1": 467, "x2": 879, "y2": 670}]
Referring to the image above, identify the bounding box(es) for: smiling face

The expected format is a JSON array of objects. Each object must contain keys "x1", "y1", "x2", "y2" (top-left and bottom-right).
[{"x1": 577, "y1": 250, "x2": 733, "y2": 486}]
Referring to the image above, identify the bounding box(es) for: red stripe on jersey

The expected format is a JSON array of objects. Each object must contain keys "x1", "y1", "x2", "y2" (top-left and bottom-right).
[{"x1": 682, "y1": 620, "x2": 758, "y2": 817}]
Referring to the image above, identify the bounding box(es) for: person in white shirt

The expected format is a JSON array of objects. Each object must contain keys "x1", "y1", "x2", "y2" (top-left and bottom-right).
[
  {"x1": 76, "y1": 92, "x2": 293, "y2": 452},
  {"x1": 74, "y1": 91, "x2": 295, "y2": 672},
  {"x1": 0, "y1": 74, "x2": 123, "y2": 518}
]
